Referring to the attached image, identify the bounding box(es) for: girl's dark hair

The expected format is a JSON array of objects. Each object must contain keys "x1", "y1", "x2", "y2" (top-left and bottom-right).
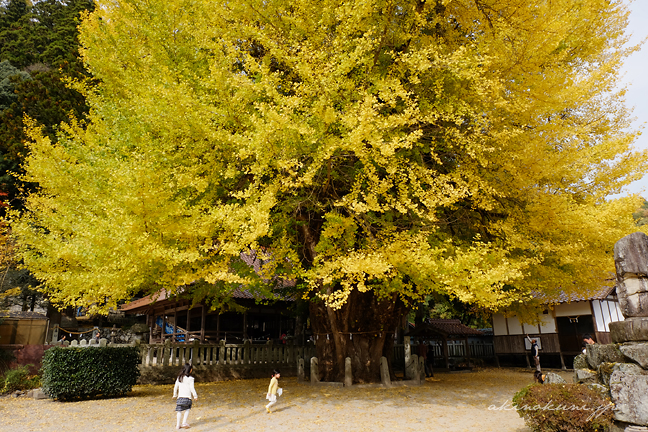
[
  {"x1": 534, "y1": 370, "x2": 544, "y2": 384},
  {"x1": 178, "y1": 363, "x2": 193, "y2": 383},
  {"x1": 272, "y1": 369, "x2": 281, "y2": 377}
]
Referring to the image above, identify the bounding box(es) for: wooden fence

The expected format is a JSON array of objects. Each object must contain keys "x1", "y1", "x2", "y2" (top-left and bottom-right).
[{"x1": 393, "y1": 340, "x2": 495, "y2": 366}]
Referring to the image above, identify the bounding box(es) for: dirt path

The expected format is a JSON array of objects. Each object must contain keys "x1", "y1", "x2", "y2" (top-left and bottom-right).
[{"x1": 1, "y1": 368, "x2": 560, "y2": 431}]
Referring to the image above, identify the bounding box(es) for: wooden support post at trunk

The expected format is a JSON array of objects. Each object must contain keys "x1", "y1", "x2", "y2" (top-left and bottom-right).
[
  {"x1": 465, "y1": 337, "x2": 471, "y2": 368},
  {"x1": 216, "y1": 313, "x2": 221, "y2": 341}
]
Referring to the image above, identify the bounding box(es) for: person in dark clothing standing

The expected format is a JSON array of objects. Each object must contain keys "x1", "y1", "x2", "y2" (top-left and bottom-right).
[
  {"x1": 426, "y1": 343, "x2": 435, "y2": 377},
  {"x1": 526, "y1": 334, "x2": 540, "y2": 371}
]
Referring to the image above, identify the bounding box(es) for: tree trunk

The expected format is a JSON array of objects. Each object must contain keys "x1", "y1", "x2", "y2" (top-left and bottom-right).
[{"x1": 309, "y1": 288, "x2": 406, "y2": 383}]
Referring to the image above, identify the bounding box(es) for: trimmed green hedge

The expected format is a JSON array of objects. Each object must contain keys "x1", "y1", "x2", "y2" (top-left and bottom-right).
[
  {"x1": 41, "y1": 346, "x2": 141, "y2": 401},
  {"x1": 513, "y1": 383, "x2": 613, "y2": 432}
]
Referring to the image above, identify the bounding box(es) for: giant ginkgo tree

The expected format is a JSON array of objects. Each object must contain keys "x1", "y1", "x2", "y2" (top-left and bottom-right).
[{"x1": 12, "y1": 0, "x2": 648, "y2": 382}]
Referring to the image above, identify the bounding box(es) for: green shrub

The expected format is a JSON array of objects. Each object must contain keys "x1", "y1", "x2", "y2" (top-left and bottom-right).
[
  {"x1": 41, "y1": 346, "x2": 141, "y2": 401},
  {"x1": 512, "y1": 383, "x2": 613, "y2": 432},
  {"x1": 2, "y1": 364, "x2": 40, "y2": 393},
  {"x1": 0, "y1": 347, "x2": 14, "y2": 372}
]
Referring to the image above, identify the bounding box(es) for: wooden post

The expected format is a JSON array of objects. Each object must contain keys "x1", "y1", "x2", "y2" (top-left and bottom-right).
[
  {"x1": 148, "y1": 315, "x2": 154, "y2": 344},
  {"x1": 186, "y1": 306, "x2": 191, "y2": 339},
  {"x1": 216, "y1": 313, "x2": 221, "y2": 341},
  {"x1": 243, "y1": 311, "x2": 248, "y2": 340},
  {"x1": 200, "y1": 303, "x2": 206, "y2": 343},
  {"x1": 162, "y1": 314, "x2": 167, "y2": 343},
  {"x1": 173, "y1": 302, "x2": 178, "y2": 342},
  {"x1": 465, "y1": 337, "x2": 471, "y2": 368},
  {"x1": 443, "y1": 337, "x2": 450, "y2": 369}
]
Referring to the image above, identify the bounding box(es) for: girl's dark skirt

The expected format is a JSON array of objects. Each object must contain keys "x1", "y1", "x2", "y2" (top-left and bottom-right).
[{"x1": 175, "y1": 397, "x2": 192, "y2": 411}]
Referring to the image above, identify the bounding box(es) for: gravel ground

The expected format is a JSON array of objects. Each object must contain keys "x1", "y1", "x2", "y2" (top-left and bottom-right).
[{"x1": 1, "y1": 368, "x2": 569, "y2": 432}]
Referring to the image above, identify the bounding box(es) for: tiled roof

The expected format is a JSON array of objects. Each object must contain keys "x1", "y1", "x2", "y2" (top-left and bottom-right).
[
  {"x1": 407, "y1": 319, "x2": 486, "y2": 337},
  {"x1": 1, "y1": 311, "x2": 48, "y2": 319},
  {"x1": 120, "y1": 285, "x2": 291, "y2": 312},
  {"x1": 428, "y1": 319, "x2": 486, "y2": 336},
  {"x1": 532, "y1": 285, "x2": 615, "y2": 304},
  {"x1": 121, "y1": 250, "x2": 295, "y2": 313},
  {"x1": 120, "y1": 290, "x2": 168, "y2": 312}
]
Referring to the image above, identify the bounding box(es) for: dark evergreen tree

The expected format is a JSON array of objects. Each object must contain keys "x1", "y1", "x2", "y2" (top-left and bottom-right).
[{"x1": 0, "y1": 0, "x2": 94, "y2": 210}]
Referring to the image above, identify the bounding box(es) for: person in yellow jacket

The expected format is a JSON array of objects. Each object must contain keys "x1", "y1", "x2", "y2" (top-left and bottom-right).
[{"x1": 265, "y1": 369, "x2": 281, "y2": 413}]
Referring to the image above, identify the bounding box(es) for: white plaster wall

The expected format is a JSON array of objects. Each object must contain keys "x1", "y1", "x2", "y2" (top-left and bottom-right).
[
  {"x1": 554, "y1": 302, "x2": 591, "y2": 317},
  {"x1": 507, "y1": 316, "x2": 524, "y2": 335},
  {"x1": 523, "y1": 322, "x2": 538, "y2": 334},
  {"x1": 492, "y1": 313, "x2": 508, "y2": 336},
  {"x1": 592, "y1": 300, "x2": 606, "y2": 332},
  {"x1": 538, "y1": 312, "x2": 556, "y2": 333}
]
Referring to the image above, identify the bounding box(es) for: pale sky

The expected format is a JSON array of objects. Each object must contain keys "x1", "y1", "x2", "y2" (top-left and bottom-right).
[{"x1": 619, "y1": 0, "x2": 648, "y2": 198}]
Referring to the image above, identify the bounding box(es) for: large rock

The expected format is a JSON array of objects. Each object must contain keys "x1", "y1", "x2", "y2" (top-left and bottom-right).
[
  {"x1": 613, "y1": 362, "x2": 647, "y2": 376},
  {"x1": 574, "y1": 368, "x2": 597, "y2": 384},
  {"x1": 610, "y1": 318, "x2": 648, "y2": 343},
  {"x1": 29, "y1": 388, "x2": 48, "y2": 400},
  {"x1": 544, "y1": 372, "x2": 567, "y2": 384},
  {"x1": 615, "y1": 232, "x2": 648, "y2": 318},
  {"x1": 620, "y1": 343, "x2": 648, "y2": 369},
  {"x1": 573, "y1": 353, "x2": 589, "y2": 370},
  {"x1": 610, "y1": 368, "x2": 648, "y2": 425},
  {"x1": 586, "y1": 343, "x2": 625, "y2": 369}
]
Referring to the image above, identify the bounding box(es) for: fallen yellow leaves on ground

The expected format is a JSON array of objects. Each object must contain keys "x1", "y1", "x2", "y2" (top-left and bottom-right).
[{"x1": 0, "y1": 368, "x2": 557, "y2": 431}]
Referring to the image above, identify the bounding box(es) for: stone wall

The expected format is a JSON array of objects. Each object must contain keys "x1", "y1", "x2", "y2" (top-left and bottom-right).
[
  {"x1": 573, "y1": 343, "x2": 648, "y2": 429},
  {"x1": 570, "y1": 232, "x2": 648, "y2": 431}
]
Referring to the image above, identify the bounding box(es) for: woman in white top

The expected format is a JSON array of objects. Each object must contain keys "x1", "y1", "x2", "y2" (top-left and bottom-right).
[{"x1": 173, "y1": 363, "x2": 198, "y2": 429}]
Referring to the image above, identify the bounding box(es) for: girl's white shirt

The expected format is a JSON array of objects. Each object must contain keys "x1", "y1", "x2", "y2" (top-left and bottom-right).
[{"x1": 173, "y1": 376, "x2": 197, "y2": 399}]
